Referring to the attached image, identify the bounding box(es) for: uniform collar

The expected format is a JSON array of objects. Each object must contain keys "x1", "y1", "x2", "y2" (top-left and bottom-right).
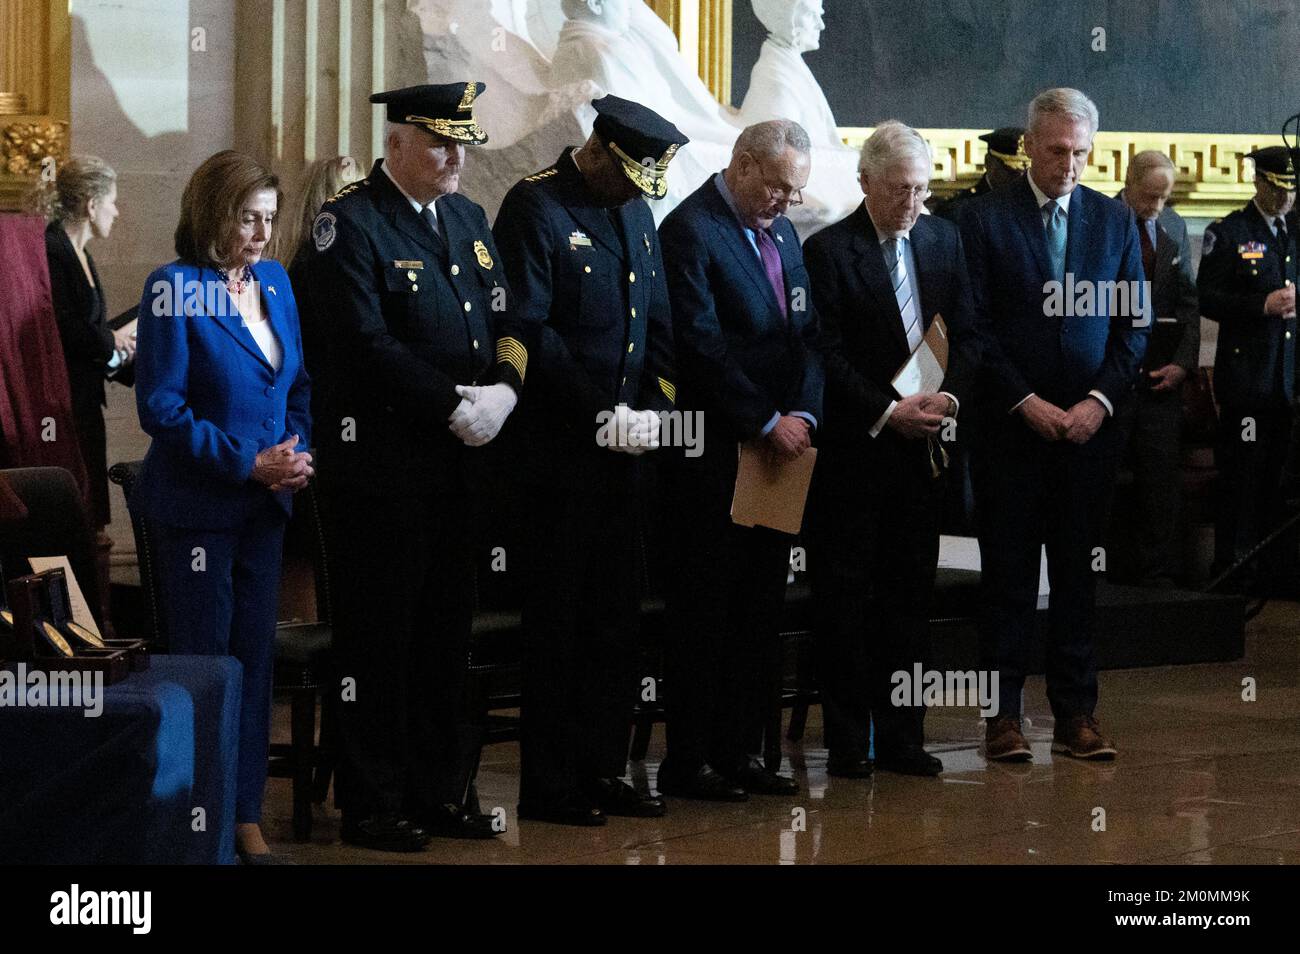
[
  {"x1": 380, "y1": 159, "x2": 437, "y2": 218},
  {"x1": 1251, "y1": 197, "x2": 1286, "y2": 230}
]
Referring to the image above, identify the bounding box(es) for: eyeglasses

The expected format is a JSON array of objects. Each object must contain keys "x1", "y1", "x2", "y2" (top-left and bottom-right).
[
  {"x1": 746, "y1": 153, "x2": 805, "y2": 207},
  {"x1": 887, "y1": 184, "x2": 932, "y2": 203}
]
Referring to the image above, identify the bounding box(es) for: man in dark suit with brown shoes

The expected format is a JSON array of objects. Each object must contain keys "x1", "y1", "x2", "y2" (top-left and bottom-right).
[{"x1": 958, "y1": 88, "x2": 1149, "y2": 763}]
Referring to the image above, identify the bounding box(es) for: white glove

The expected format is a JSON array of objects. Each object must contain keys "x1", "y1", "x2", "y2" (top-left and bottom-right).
[
  {"x1": 627, "y1": 409, "x2": 660, "y2": 451},
  {"x1": 605, "y1": 406, "x2": 659, "y2": 455},
  {"x1": 448, "y1": 383, "x2": 517, "y2": 446}
]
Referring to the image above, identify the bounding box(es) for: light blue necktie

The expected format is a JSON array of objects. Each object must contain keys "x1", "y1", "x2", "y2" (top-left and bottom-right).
[{"x1": 1043, "y1": 200, "x2": 1066, "y2": 283}]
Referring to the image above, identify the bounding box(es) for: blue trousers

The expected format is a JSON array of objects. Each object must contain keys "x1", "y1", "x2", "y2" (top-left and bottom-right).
[
  {"x1": 972, "y1": 416, "x2": 1119, "y2": 721},
  {"x1": 151, "y1": 500, "x2": 286, "y2": 824}
]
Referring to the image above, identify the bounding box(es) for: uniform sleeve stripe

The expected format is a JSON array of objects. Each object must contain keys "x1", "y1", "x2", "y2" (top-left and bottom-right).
[
  {"x1": 496, "y1": 337, "x2": 528, "y2": 381},
  {"x1": 658, "y1": 376, "x2": 676, "y2": 404}
]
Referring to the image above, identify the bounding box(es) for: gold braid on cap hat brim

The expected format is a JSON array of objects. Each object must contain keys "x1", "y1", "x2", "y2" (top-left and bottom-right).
[
  {"x1": 988, "y1": 135, "x2": 1031, "y2": 171},
  {"x1": 607, "y1": 139, "x2": 676, "y2": 198},
  {"x1": 405, "y1": 114, "x2": 489, "y2": 145},
  {"x1": 1259, "y1": 168, "x2": 1297, "y2": 190}
]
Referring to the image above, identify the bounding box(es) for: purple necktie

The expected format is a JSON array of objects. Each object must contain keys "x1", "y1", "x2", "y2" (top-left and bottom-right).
[{"x1": 755, "y1": 228, "x2": 787, "y2": 321}]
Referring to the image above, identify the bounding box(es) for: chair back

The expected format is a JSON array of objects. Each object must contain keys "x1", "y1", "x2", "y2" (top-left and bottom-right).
[{"x1": 0, "y1": 466, "x2": 102, "y2": 628}]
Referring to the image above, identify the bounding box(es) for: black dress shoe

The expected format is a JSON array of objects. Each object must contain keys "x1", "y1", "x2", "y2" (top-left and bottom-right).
[
  {"x1": 876, "y1": 745, "x2": 943, "y2": 777},
  {"x1": 656, "y1": 763, "x2": 747, "y2": 802},
  {"x1": 518, "y1": 794, "x2": 607, "y2": 827},
  {"x1": 340, "y1": 813, "x2": 431, "y2": 852},
  {"x1": 585, "y1": 778, "x2": 666, "y2": 818},
  {"x1": 728, "y1": 757, "x2": 799, "y2": 796},
  {"x1": 419, "y1": 803, "x2": 501, "y2": 839},
  {"x1": 826, "y1": 755, "x2": 874, "y2": 779}
]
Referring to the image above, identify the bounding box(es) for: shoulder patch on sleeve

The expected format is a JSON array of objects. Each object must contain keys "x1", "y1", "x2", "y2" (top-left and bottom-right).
[
  {"x1": 1201, "y1": 225, "x2": 1217, "y2": 257},
  {"x1": 313, "y1": 211, "x2": 338, "y2": 252}
]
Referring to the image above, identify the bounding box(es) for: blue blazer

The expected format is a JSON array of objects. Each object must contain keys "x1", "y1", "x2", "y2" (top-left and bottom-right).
[
  {"x1": 659, "y1": 175, "x2": 824, "y2": 445},
  {"x1": 132, "y1": 259, "x2": 312, "y2": 529},
  {"x1": 958, "y1": 178, "x2": 1149, "y2": 417}
]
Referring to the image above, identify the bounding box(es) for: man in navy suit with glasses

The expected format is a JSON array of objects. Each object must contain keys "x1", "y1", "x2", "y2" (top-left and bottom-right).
[{"x1": 657, "y1": 119, "x2": 824, "y2": 801}]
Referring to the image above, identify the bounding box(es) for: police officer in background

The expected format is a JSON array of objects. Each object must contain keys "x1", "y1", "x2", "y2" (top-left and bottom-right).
[
  {"x1": 305, "y1": 83, "x2": 528, "y2": 851},
  {"x1": 1199, "y1": 145, "x2": 1298, "y2": 590},
  {"x1": 492, "y1": 96, "x2": 686, "y2": 825},
  {"x1": 933, "y1": 126, "x2": 1029, "y2": 222}
]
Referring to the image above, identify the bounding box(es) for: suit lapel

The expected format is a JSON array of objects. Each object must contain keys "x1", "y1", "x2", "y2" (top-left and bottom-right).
[
  {"x1": 1152, "y1": 221, "x2": 1177, "y2": 286},
  {"x1": 851, "y1": 207, "x2": 909, "y2": 356},
  {"x1": 1011, "y1": 176, "x2": 1053, "y2": 283},
  {"x1": 705, "y1": 178, "x2": 782, "y2": 319},
  {"x1": 1063, "y1": 185, "x2": 1090, "y2": 278},
  {"x1": 194, "y1": 266, "x2": 272, "y2": 370},
  {"x1": 909, "y1": 214, "x2": 940, "y2": 335},
  {"x1": 555, "y1": 152, "x2": 623, "y2": 256},
  {"x1": 566, "y1": 202, "x2": 622, "y2": 257},
  {"x1": 255, "y1": 263, "x2": 292, "y2": 379},
  {"x1": 373, "y1": 163, "x2": 446, "y2": 258}
]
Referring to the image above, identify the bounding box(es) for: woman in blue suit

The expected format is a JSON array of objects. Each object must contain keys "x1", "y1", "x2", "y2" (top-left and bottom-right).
[{"x1": 133, "y1": 150, "x2": 313, "y2": 863}]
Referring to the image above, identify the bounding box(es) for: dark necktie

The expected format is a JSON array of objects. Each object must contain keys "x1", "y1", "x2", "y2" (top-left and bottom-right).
[
  {"x1": 1139, "y1": 220, "x2": 1156, "y2": 279},
  {"x1": 421, "y1": 205, "x2": 446, "y2": 253},
  {"x1": 755, "y1": 228, "x2": 787, "y2": 320},
  {"x1": 1275, "y1": 217, "x2": 1289, "y2": 250}
]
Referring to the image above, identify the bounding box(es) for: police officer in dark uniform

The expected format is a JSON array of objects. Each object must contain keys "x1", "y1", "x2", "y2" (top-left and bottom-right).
[
  {"x1": 933, "y1": 126, "x2": 1028, "y2": 222},
  {"x1": 304, "y1": 82, "x2": 528, "y2": 851},
  {"x1": 492, "y1": 96, "x2": 686, "y2": 826},
  {"x1": 1198, "y1": 145, "x2": 1297, "y2": 588}
]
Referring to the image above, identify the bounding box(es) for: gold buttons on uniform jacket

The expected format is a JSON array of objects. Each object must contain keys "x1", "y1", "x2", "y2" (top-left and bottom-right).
[
  {"x1": 473, "y1": 339, "x2": 480, "y2": 349},
  {"x1": 464, "y1": 301, "x2": 472, "y2": 312},
  {"x1": 451, "y1": 264, "x2": 460, "y2": 276},
  {"x1": 629, "y1": 271, "x2": 636, "y2": 283},
  {"x1": 584, "y1": 265, "x2": 592, "y2": 274},
  {"x1": 631, "y1": 307, "x2": 637, "y2": 318},
  {"x1": 411, "y1": 284, "x2": 419, "y2": 292},
  {"x1": 407, "y1": 270, "x2": 418, "y2": 281},
  {"x1": 1287, "y1": 331, "x2": 1293, "y2": 340},
  {"x1": 628, "y1": 342, "x2": 634, "y2": 353}
]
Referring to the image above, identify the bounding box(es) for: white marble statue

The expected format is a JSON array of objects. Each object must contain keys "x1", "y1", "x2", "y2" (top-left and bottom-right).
[
  {"x1": 740, "y1": 0, "x2": 843, "y2": 150},
  {"x1": 409, "y1": 0, "x2": 861, "y2": 232},
  {"x1": 551, "y1": 0, "x2": 743, "y2": 138}
]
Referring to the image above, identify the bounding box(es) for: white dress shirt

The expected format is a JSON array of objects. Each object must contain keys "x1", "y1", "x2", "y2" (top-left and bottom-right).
[{"x1": 862, "y1": 201, "x2": 960, "y2": 437}]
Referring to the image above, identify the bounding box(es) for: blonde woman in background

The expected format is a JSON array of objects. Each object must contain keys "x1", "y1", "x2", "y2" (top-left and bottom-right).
[{"x1": 35, "y1": 155, "x2": 132, "y2": 533}]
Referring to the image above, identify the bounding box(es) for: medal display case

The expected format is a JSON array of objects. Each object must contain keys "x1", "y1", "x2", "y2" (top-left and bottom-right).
[{"x1": 0, "y1": 567, "x2": 148, "y2": 685}]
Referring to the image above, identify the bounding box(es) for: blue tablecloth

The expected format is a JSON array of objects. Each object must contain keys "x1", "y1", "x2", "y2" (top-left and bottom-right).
[{"x1": 0, "y1": 654, "x2": 241, "y2": 864}]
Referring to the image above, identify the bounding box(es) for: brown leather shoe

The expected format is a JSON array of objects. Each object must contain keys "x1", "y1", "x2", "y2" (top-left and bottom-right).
[
  {"x1": 1052, "y1": 715, "x2": 1117, "y2": 760},
  {"x1": 984, "y1": 715, "x2": 1033, "y2": 762}
]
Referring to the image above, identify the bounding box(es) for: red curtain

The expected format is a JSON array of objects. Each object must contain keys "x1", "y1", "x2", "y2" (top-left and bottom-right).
[{"x1": 0, "y1": 213, "x2": 89, "y2": 500}]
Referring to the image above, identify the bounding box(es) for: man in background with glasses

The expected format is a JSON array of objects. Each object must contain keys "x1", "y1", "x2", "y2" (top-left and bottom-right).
[
  {"x1": 803, "y1": 121, "x2": 981, "y2": 779},
  {"x1": 657, "y1": 119, "x2": 824, "y2": 801}
]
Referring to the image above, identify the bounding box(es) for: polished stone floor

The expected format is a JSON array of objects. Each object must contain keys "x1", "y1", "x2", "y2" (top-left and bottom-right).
[{"x1": 262, "y1": 600, "x2": 1300, "y2": 865}]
